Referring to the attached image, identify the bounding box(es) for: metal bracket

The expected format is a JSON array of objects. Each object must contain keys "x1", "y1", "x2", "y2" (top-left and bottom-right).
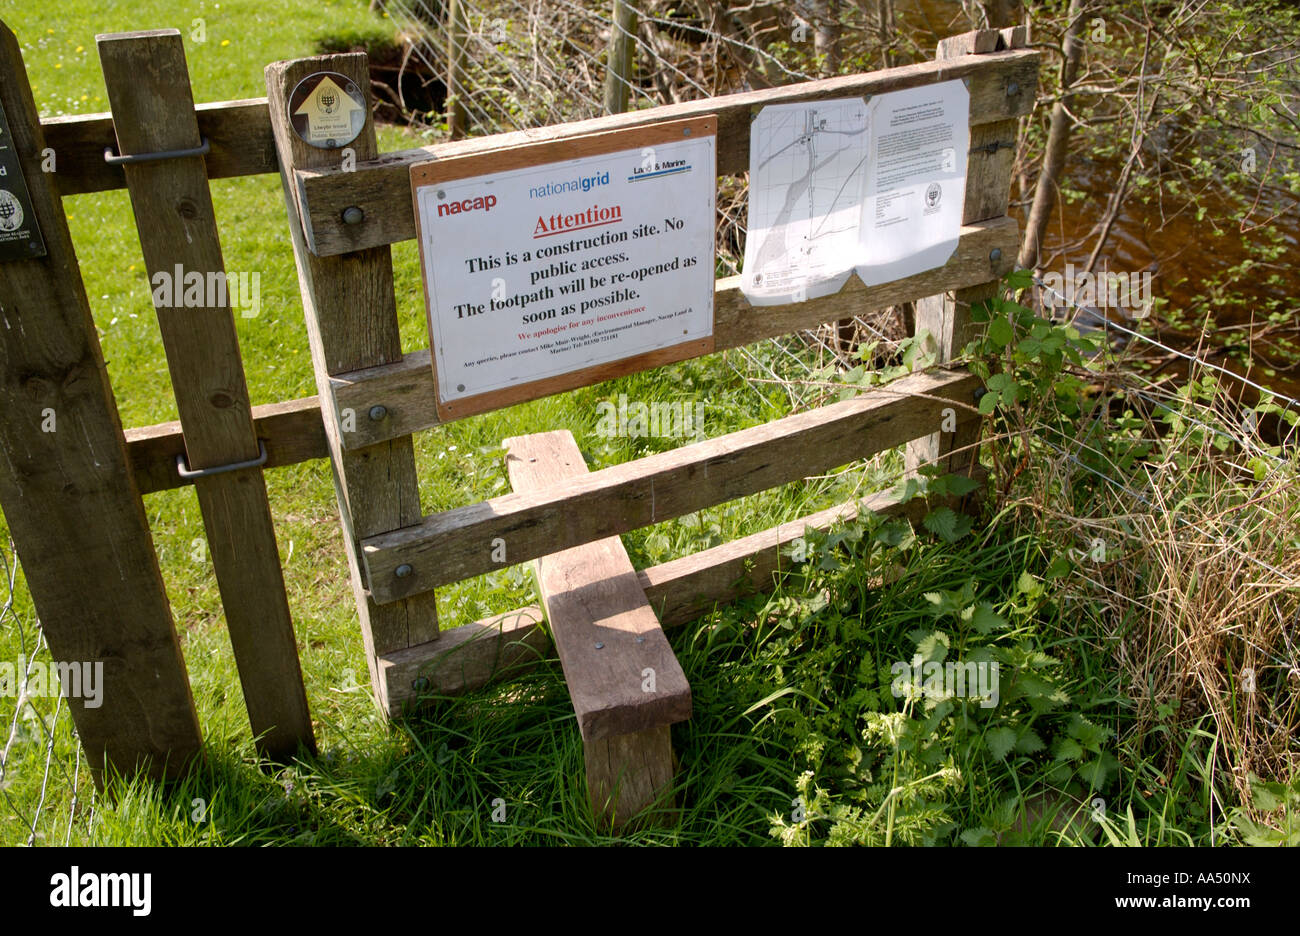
[
  {"x1": 104, "y1": 137, "x2": 211, "y2": 166},
  {"x1": 175, "y1": 440, "x2": 268, "y2": 481},
  {"x1": 972, "y1": 140, "x2": 1015, "y2": 156}
]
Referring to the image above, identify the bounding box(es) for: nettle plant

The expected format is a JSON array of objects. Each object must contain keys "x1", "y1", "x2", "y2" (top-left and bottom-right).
[
  {"x1": 758, "y1": 287, "x2": 1125, "y2": 845},
  {"x1": 963, "y1": 269, "x2": 1105, "y2": 495},
  {"x1": 763, "y1": 508, "x2": 1116, "y2": 846}
]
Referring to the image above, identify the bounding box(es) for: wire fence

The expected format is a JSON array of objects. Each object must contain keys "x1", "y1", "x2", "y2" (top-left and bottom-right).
[{"x1": 0, "y1": 539, "x2": 91, "y2": 846}]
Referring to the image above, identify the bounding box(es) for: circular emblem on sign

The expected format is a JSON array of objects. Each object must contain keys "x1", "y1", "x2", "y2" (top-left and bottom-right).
[
  {"x1": 0, "y1": 190, "x2": 23, "y2": 232},
  {"x1": 288, "y1": 72, "x2": 366, "y2": 150},
  {"x1": 925, "y1": 182, "x2": 942, "y2": 208}
]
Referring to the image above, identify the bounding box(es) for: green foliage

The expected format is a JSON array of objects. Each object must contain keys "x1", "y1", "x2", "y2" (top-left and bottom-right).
[
  {"x1": 761, "y1": 508, "x2": 1121, "y2": 846},
  {"x1": 1233, "y1": 774, "x2": 1300, "y2": 846}
]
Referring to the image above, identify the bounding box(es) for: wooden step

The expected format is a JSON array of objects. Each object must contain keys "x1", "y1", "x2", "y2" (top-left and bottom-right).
[{"x1": 505, "y1": 429, "x2": 690, "y2": 827}]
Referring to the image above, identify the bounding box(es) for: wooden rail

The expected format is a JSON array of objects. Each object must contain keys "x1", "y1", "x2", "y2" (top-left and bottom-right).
[
  {"x1": 362, "y1": 368, "x2": 982, "y2": 603},
  {"x1": 296, "y1": 49, "x2": 1039, "y2": 257}
]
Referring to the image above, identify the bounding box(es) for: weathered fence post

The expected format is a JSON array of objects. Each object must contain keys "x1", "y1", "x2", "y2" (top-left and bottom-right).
[
  {"x1": 265, "y1": 53, "x2": 440, "y2": 711},
  {"x1": 98, "y1": 29, "x2": 315, "y2": 759},
  {"x1": 906, "y1": 26, "x2": 1027, "y2": 483},
  {"x1": 0, "y1": 22, "x2": 202, "y2": 784},
  {"x1": 603, "y1": 0, "x2": 639, "y2": 115},
  {"x1": 446, "y1": 0, "x2": 469, "y2": 139}
]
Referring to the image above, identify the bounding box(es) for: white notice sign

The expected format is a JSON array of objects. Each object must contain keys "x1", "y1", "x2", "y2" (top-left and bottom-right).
[
  {"x1": 741, "y1": 80, "x2": 969, "y2": 304},
  {"x1": 412, "y1": 119, "x2": 717, "y2": 419}
]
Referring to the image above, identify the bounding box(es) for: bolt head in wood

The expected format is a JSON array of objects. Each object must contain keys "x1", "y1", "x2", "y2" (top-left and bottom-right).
[
  {"x1": 989, "y1": 248, "x2": 1002, "y2": 263},
  {"x1": 395, "y1": 563, "x2": 413, "y2": 578},
  {"x1": 1006, "y1": 81, "x2": 1020, "y2": 96},
  {"x1": 369, "y1": 405, "x2": 387, "y2": 421},
  {"x1": 595, "y1": 642, "x2": 604, "y2": 649},
  {"x1": 342, "y1": 206, "x2": 365, "y2": 225},
  {"x1": 412, "y1": 676, "x2": 430, "y2": 692}
]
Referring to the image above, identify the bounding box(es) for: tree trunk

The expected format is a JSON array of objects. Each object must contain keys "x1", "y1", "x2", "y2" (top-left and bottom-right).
[
  {"x1": 1018, "y1": 0, "x2": 1088, "y2": 270},
  {"x1": 797, "y1": 0, "x2": 841, "y2": 76},
  {"x1": 604, "y1": 0, "x2": 639, "y2": 115}
]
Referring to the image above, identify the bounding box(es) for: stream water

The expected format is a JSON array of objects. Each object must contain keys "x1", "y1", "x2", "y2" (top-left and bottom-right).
[{"x1": 898, "y1": 0, "x2": 1300, "y2": 403}]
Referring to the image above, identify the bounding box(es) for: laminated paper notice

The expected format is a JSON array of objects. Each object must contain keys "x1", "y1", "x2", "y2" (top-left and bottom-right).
[{"x1": 741, "y1": 80, "x2": 969, "y2": 305}]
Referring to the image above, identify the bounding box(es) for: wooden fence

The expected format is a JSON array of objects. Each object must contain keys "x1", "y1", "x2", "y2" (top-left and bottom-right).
[{"x1": 0, "y1": 18, "x2": 1038, "y2": 785}]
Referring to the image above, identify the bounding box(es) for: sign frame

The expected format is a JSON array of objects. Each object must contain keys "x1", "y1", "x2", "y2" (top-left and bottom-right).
[{"x1": 410, "y1": 115, "x2": 718, "y2": 423}]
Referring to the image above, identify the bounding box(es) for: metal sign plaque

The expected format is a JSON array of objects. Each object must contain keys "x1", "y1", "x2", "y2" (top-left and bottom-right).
[
  {"x1": 0, "y1": 98, "x2": 46, "y2": 262},
  {"x1": 288, "y1": 72, "x2": 366, "y2": 150}
]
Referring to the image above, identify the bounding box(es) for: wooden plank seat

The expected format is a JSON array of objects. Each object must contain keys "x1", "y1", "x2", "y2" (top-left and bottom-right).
[{"x1": 505, "y1": 430, "x2": 691, "y2": 828}]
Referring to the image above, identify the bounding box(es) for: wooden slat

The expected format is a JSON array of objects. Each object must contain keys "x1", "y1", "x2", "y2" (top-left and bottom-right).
[
  {"x1": 937, "y1": 28, "x2": 1000, "y2": 58},
  {"x1": 377, "y1": 483, "x2": 931, "y2": 710},
  {"x1": 586, "y1": 725, "x2": 674, "y2": 830},
  {"x1": 508, "y1": 430, "x2": 684, "y2": 829},
  {"x1": 505, "y1": 430, "x2": 691, "y2": 742},
  {"x1": 125, "y1": 395, "x2": 327, "y2": 495},
  {"x1": 380, "y1": 607, "x2": 549, "y2": 711},
  {"x1": 265, "y1": 52, "x2": 440, "y2": 710},
  {"x1": 330, "y1": 215, "x2": 1017, "y2": 449},
  {"x1": 0, "y1": 23, "x2": 202, "y2": 783},
  {"x1": 362, "y1": 367, "x2": 982, "y2": 603},
  {"x1": 99, "y1": 29, "x2": 314, "y2": 758},
  {"x1": 41, "y1": 99, "x2": 274, "y2": 196},
  {"x1": 298, "y1": 50, "x2": 1042, "y2": 257}
]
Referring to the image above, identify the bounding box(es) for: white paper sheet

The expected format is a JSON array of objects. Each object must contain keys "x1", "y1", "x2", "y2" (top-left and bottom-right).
[
  {"x1": 856, "y1": 80, "x2": 969, "y2": 286},
  {"x1": 740, "y1": 80, "x2": 969, "y2": 304},
  {"x1": 741, "y1": 99, "x2": 870, "y2": 306}
]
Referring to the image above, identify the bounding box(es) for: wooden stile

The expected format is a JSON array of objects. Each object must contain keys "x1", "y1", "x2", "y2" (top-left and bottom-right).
[
  {"x1": 507, "y1": 430, "x2": 685, "y2": 828},
  {"x1": 0, "y1": 23, "x2": 1038, "y2": 793},
  {"x1": 265, "y1": 52, "x2": 439, "y2": 711},
  {"x1": 0, "y1": 23, "x2": 202, "y2": 783},
  {"x1": 98, "y1": 29, "x2": 314, "y2": 758}
]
